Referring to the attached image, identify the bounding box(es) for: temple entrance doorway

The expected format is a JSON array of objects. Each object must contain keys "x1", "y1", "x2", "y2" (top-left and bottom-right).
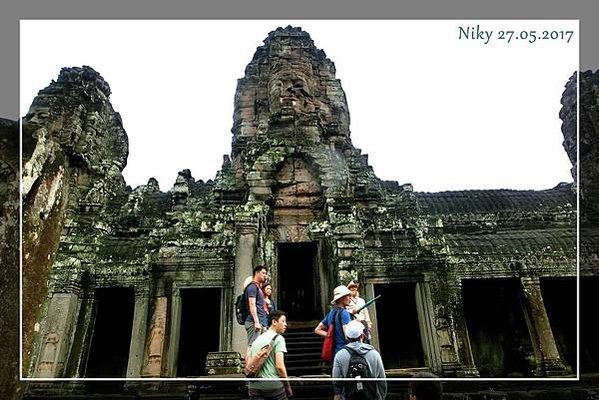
[
  {"x1": 176, "y1": 288, "x2": 221, "y2": 377},
  {"x1": 85, "y1": 287, "x2": 135, "y2": 378},
  {"x1": 581, "y1": 276, "x2": 599, "y2": 372},
  {"x1": 278, "y1": 242, "x2": 321, "y2": 323},
  {"x1": 373, "y1": 282, "x2": 426, "y2": 369},
  {"x1": 462, "y1": 278, "x2": 534, "y2": 377},
  {"x1": 540, "y1": 277, "x2": 576, "y2": 373}
]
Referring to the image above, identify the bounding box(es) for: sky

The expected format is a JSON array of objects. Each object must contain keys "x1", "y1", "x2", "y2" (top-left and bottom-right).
[{"x1": 20, "y1": 20, "x2": 579, "y2": 192}]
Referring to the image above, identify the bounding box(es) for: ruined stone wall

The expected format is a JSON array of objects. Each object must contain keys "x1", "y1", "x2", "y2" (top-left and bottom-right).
[
  {"x1": 21, "y1": 66, "x2": 129, "y2": 373},
  {"x1": 0, "y1": 118, "x2": 22, "y2": 399},
  {"x1": 561, "y1": 70, "x2": 599, "y2": 223},
  {"x1": 560, "y1": 71, "x2": 599, "y2": 274}
]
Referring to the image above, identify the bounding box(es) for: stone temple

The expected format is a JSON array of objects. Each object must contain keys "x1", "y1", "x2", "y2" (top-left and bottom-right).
[{"x1": 18, "y1": 26, "x2": 597, "y2": 382}]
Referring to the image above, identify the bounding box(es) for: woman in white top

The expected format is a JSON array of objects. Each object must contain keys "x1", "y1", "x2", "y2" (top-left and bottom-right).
[{"x1": 346, "y1": 281, "x2": 372, "y2": 341}]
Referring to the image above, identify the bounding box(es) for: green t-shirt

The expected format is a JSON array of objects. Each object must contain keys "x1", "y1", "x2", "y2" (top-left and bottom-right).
[{"x1": 247, "y1": 330, "x2": 287, "y2": 391}]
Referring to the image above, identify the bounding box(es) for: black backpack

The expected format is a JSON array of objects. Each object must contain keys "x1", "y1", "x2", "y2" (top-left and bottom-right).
[
  {"x1": 235, "y1": 282, "x2": 254, "y2": 325},
  {"x1": 344, "y1": 346, "x2": 377, "y2": 400}
]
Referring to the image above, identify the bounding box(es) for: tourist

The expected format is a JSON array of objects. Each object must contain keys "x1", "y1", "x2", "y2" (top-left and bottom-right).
[
  {"x1": 332, "y1": 319, "x2": 386, "y2": 400},
  {"x1": 346, "y1": 281, "x2": 372, "y2": 342},
  {"x1": 247, "y1": 310, "x2": 293, "y2": 400},
  {"x1": 263, "y1": 282, "x2": 276, "y2": 315},
  {"x1": 246, "y1": 265, "x2": 269, "y2": 357},
  {"x1": 408, "y1": 372, "x2": 443, "y2": 400},
  {"x1": 314, "y1": 285, "x2": 353, "y2": 356}
]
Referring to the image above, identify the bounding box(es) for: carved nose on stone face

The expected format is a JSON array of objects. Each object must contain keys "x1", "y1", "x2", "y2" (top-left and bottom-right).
[{"x1": 285, "y1": 85, "x2": 296, "y2": 95}]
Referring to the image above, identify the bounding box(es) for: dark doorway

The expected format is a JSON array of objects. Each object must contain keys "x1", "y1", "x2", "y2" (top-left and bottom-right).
[
  {"x1": 85, "y1": 287, "x2": 135, "y2": 377},
  {"x1": 540, "y1": 277, "x2": 577, "y2": 373},
  {"x1": 177, "y1": 288, "x2": 221, "y2": 377},
  {"x1": 374, "y1": 282, "x2": 425, "y2": 369},
  {"x1": 278, "y1": 242, "x2": 320, "y2": 321},
  {"x1": 581, "y1": 277, "x2": 599, "y2": 372},
  {"x1": 462, "y1": 278, "x2": 534, "y2": 377}
]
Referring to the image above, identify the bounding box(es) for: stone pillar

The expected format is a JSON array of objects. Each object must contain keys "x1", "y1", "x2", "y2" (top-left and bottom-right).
[
  {"x1": 363, "y1": 283, "x2": 379, "y2": 349},
  {"x1": 126, "y1": 288, "x2": 150, "y2": 377},
  {"x1": 141, "y1": 296, "x2": 168, "y2": 378},
  {"x1": 447, "y1": 280, "x2": 479, "y2": 377},
  {"x1": 165, "y1": 288, "x2": 182, "y2": 377},
  {"x1": 232, "y1": 222, "x2": 258, "y2": 355},
  {"x1": 520, "y1": 277, "x2": 571, "y2": 376},
  {"x1": 415, "y1": 281, "x2": 443, "y2": 375},
  {"x1": 33, "y1": 293, "x2": 80, "y2": 378}
]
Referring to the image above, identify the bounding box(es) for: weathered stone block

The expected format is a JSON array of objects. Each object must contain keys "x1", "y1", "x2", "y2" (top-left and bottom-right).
[{"x1": 205, "y1": 351, "x2": 243, "y2": 375}]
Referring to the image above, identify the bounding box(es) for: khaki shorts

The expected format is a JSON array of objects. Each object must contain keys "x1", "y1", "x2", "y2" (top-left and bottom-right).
[{"x1": 245, "y1": 321, "x2": 265, "y2": 346}]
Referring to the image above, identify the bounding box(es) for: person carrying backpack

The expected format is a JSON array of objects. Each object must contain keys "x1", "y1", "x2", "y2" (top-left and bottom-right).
[
  {"x1": 244, "y1": 265, "x2": 270, "y2": 359},
  {"x1": 247, "y1": 310, "x2": 293, "y2": 400},
  {"x1": 315, "y1": 285, "x2": 354, "y2": 357},
  {"x1": 332, "y1": 320, "x2": 387, "y2": 400}
]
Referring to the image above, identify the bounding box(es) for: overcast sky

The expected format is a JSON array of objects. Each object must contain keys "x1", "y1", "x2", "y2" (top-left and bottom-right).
[{"x1": 20, "y1": 20, "x2": 578, "y2": 192}]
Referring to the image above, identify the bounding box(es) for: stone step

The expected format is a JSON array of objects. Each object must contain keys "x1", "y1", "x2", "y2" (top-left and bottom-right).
[{"x1": 282, "y1": 327, "x2": 327, "y2": 374}]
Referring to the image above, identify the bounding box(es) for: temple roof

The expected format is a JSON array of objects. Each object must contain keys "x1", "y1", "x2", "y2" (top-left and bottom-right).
[
  {"x1": 416, "y1": 184, "x2": 574, "y2": 215},
  {"x1": 444, "y1": 228, "x2": 576, "y2": 257}
]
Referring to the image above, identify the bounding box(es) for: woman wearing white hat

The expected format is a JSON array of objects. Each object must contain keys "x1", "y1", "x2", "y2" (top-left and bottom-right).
[{"x1": 314, "y1": 285, "x2": 354, "y2": 357}]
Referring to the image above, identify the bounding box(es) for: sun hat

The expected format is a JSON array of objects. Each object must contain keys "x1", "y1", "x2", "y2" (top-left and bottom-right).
[
  {"x1": 346, "y1": 320, "x2": 365, "y2": 339},
  {"x1": 347, "y1": 281, "x2": 359, "y2": 289},
  {"x1": 330, "y1": 285, "x2": 352, "y2": 304}
]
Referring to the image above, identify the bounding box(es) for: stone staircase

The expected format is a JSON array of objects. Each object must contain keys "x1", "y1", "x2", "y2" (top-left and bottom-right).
[{"x1": 284, "y1": 324, "x2": 330, "y2": 377}]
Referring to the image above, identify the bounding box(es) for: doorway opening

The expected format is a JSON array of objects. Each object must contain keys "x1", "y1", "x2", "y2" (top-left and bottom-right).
[
  {"x1": 540, "y1": 277, "x2": 576, "y2": 373},
  {"x1": 462, "y1": 278, "x2": 535, "y2": 377},
  {"x1": 278, "y1": 242, "x2": 320, "y2": 322},
  {"x1": 85, "y1": 287, "x2": 135, "y2": 377},
  {"x1": 374, "y1": 282, "x2": 425, "y2": 369},
  {"x1": 176, "y1": 288, "x2": 221, "y2": 377},
  {"x1": 581, "y1": 276, "x2": 599, "y2": 372}
]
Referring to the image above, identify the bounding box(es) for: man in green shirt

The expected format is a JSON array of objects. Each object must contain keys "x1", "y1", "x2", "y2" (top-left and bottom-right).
[{"x1": 247, "y1": 309, "x2": 293, "y2": 399}]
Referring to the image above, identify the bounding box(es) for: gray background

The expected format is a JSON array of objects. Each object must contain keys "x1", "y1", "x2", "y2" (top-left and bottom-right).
[{"x1": 1, "y1": 0, "x2": 598, "y2": 120}]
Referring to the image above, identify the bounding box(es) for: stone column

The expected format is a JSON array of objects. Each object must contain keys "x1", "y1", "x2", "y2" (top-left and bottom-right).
[
  {"x1": 165, "y1": 288, "x2": 182, "y2": 377},
  {"x1": 415, "y1": 281, "x2": 443, "y2": 375},
  {"x1": 33, "y1": 293, "x2": 80, "y2": 378},
  {"x1": 363, "y1": 283, "x2": 379, "y2": 349},
  {"x1": 126, "y1": 288, "x2": 150, "y2": 377},
  {"x1": 232, "y1": 221, "x2": 258, "y2": 355},
  {"x1": 447, "y1": 280, "x2": 479, "y2": 377},
  {"x1": 520, "y1": 277, "x2": 570, "y2": 376},
  {"x1": 141, "y1": 296, "x2": 168, "y2": 378}
]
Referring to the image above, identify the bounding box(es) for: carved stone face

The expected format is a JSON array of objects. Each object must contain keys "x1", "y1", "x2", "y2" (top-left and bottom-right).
[
  {"x1": 24, "y1": 105, "x2": 51, "y2": 129},
  {"x1": 268, "y1": 71, "x2": 314, "y2": 114}
]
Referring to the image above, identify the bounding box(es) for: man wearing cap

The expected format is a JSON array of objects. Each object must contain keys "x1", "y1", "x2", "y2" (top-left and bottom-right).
[
  {"x1": 314, "y1": 285, "x2": 353, "y2": 356},
  {"x1": 332, "y1": 319, "x2": 387, "y2": 400}
]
